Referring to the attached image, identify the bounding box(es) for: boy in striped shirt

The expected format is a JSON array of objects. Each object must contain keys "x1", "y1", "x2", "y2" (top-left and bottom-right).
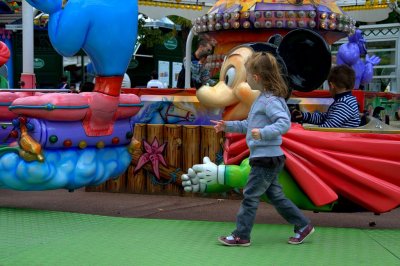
[{"x1": 293, "y1": 65, "x2": 361, "y2": 128}]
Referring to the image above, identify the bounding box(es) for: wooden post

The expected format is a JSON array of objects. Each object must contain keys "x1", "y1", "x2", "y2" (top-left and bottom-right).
[
  {"x1": 106, "y1": 172, "x2": 127, "y2": 193},
  {"x1": 182, "y1": 125, "x2": 201, "y2": 172},
  {"x1": 146, "y1": 124, "x2": 164, "y2": 194},
  {"x1": 181, "y1": 125, "x2": 201, "y2": 197},
  {"x1": 126, "y1": 123, "x2": 147, "y2": 193},
  {"x1": 200, "y1": 125, "x2": 223, "y2": 163},
  {"x1": 164, "y1": 124, "x2": 183, "y2": 195}
]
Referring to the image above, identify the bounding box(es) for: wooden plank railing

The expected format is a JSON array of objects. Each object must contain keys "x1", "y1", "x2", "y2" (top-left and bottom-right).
[{"x1": 86, "y1": 123, "x2": 223, "y2": 195}]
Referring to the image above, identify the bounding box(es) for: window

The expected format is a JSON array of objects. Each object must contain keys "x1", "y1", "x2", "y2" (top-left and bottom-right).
[{"x1": 366, "y1": 40, "x2": 397, "y2": 92}]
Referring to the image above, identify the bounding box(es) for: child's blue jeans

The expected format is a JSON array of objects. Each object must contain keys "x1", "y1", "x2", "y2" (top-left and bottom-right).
[{"x1": 232, "y1": 160, "x2": 310, "y2": 240}]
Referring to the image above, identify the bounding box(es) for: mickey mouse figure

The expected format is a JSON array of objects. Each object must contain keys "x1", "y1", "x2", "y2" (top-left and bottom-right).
[{"x1": 182, "y1": 29, "x2": 332, "y2": 199}]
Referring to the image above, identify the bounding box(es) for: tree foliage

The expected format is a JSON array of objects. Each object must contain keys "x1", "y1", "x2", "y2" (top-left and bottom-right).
[
  {"x1": 137, "y1": 14, "x2": 193, "y2": 53},
  {"x1": 137, "y1": 16, "x2": 176, "y2": 48}
]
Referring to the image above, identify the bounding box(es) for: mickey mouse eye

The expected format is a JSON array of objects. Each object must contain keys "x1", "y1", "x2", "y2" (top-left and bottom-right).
[{"x1": 224, "y1": 67, "x2": 236, "y2": 87}]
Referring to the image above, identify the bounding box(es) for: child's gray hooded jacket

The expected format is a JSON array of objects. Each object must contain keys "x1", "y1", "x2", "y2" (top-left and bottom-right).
[{"x1": 225, "y1": 92, "x2": 291, "y2": 158}]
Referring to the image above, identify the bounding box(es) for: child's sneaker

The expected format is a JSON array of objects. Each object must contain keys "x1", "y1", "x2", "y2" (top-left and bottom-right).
[
  {"x1": 218, "y1": 235, "x2": 251, "y2": 247},
  {"x1": 288, "y1": 224, "x2": 315, "y2": 245}
]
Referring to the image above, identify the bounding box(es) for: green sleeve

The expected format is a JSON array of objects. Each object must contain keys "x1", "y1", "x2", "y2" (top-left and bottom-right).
[{"x1": 224, "y1": 158, "x2": 250, "y2": 188}]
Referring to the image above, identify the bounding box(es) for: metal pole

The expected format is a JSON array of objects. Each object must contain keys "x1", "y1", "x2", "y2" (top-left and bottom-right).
[
  {"x1": 81, "y1": 54, "x2": 85, "y2": 85},
  {"x1": 184, "y1": 27, "x2": 196, "y2": 89},
  {"x1": 22, "y1": 1, "x2": 34, "y2": 74},
  {"x1": 21, "y1": 1, "x2": 36, "y2": 89}
]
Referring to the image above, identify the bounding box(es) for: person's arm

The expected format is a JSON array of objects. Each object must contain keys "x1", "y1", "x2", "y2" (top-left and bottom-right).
[
  {"x1": 211, "y1": 119, "x2": 248, "y2": 134},
  {"x1": 259, "y1": 99, "x2": 291, "y2": 139},
  {"x1": 200, "y1": 67, "x2": 216, "y2": 86},
  {"x1": 190, "y1": 61, "x2": 202, "y2": 84},
  {"x1": 302, "y1": 111, "x2": 328, "y2": 125},
  {"x1": 318, "y1": 102, "x2": 355, "y2": 128},
  {"x1": 225, "y1": 120, "x2": 248, "y2": 134}
]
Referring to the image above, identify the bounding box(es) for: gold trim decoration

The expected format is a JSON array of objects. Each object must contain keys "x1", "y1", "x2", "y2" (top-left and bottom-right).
[
  {"x1": 138, "y1": 0, "x2": 203, "y2": 10},
  {"x1": 341, "y1": 4, "x2": 388, "y2": 11}
]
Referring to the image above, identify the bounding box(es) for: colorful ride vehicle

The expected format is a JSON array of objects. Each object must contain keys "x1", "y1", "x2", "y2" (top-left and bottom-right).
[{"x1": 181, "y1": 28, "x2": 400, "y2": 214}]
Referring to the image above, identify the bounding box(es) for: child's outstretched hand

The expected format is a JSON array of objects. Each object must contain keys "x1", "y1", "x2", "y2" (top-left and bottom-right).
[
  {"x1": 210, "y1": 120, "x2": 226, "y2": 133},
  {"x1": 251, "y1": 128, "x2": 261, "y2": 140},
  {"x1": 291, "y1": 109, "x2": 303, "y2": 123}
]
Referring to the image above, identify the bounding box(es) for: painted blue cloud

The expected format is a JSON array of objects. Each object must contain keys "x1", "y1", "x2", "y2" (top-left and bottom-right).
[{"x1": 0, "y1": 147, "x2": 131, "y2": 191}]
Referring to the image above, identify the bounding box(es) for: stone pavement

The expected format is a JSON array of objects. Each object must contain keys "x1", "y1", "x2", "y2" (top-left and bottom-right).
[{"x1": 1, "y1": 188, "x2": 399, "y2": 229}]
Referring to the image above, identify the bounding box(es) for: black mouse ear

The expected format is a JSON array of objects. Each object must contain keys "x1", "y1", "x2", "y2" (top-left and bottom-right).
[
  {"x1": 278, "y1": 29, "x2": 331, "y2": 92},
  {"x1": 268, "y1": 34, "x2": 283, "y2": 47}
]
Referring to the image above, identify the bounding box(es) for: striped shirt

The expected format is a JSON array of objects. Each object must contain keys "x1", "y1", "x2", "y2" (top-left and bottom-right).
[{"x1": 302, "y1": 91, "x2": 360, "y2": 128}]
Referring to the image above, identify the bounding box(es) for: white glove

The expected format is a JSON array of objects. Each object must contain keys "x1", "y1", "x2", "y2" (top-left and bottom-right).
[
  {"x1": 182, "y1": 168, "x2": 203, "y2": 192},
  {"x1": 181, "y1": 157, "x2": 225, "y2": 192}
]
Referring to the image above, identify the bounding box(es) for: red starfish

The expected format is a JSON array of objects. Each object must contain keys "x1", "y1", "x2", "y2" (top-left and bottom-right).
[{"x1": 134, "y1": 137, "x2": 167, "y2": 179}]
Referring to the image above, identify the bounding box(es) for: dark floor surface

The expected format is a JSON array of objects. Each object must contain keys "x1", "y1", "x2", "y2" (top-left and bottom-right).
[{"x1": 1, "y1": 188, "x2": 399, "y2": 229}]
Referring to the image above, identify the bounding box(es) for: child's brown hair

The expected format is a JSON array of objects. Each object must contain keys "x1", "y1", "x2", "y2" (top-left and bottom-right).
[
  {"x1": 245, "y1": 52, "x2": 288, "y2": 98},
  {"x1": 327, "y1": 64, "x2": 355, "y2": 91}
]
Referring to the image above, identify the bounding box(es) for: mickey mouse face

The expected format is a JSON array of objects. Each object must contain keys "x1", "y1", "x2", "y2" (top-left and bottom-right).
[{"x1": 196, "y1": 29, "x2": 331, "y2": 121}]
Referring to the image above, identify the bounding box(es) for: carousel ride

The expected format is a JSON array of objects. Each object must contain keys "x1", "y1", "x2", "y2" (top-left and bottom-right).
[
  {"x1": 181, "y1": 0, "x2": 400, "y2": 214},
  {"x1": 0, "y1": 0, "x2": 398, "y2": 214}
]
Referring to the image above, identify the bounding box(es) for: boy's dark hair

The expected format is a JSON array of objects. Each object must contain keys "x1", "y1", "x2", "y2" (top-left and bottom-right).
[
  {"x1": 151, "y1": 71, "x2": 158, "y2": 79},
  {"x1": 327, "y1": 65, "x2": 355, "y2": 91}
]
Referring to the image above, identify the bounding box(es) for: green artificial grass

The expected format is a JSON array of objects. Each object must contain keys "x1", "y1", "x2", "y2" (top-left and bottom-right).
[{"x1": 0, "y1": 208, "x2": 399, "y2": 266}]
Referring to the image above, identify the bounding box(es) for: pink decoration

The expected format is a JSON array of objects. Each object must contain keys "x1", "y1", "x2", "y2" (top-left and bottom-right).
[
  {"x1": 0, "y1": 41, "x2": 10, "y2": 66},
  {"x1": 134, "y1": 137, "x2": 167, "y2": 179}
]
